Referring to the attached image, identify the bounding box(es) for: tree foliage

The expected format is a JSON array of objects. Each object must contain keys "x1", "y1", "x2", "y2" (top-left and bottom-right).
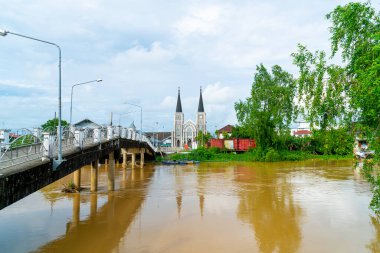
[
  {"x1": 41, "y1": 118, "x2": 69, "y2": 133},
  {"x1": 327, "y1": 2, "x2": 380, "y2": 128},
  {"x1": 235, "y1": 64, "x2": 296, "y2": 149},
  {"x1": 291, "y1": 45, "x2": 350, "y2": 130},
  {"x1": 195, "y1": 131, "x2": 212, "y2": 147}
]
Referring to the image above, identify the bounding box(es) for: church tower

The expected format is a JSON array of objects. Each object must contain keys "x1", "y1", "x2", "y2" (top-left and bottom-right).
[
  {"x1": 196, "y1": 87, "x2": 206, "y2": 134},
  {"x1": 172, "y1": 87, "x2": 184, "y2": 147}
]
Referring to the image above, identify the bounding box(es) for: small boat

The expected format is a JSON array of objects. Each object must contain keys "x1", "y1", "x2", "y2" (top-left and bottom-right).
[
  {"x1": 178, "y1": 160, "x2": 200, "y2": 165},
  {"x1": 162, "y1": 160, "x2": 180, "y2": 165}
]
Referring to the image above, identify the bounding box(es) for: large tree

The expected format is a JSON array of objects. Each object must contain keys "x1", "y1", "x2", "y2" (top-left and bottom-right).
[
  {"x1": 235, "y1": 64, "x2": 296, "y2": 149},
  {"x1": 41, "y1": 118, "x2": 69, "y2": 132},
  {"x1": 326, "y1": 2, "x2": 380, "y2": 128},
  {"x1": 291, "y1": 44, "x2": 350, "y2": 130}
]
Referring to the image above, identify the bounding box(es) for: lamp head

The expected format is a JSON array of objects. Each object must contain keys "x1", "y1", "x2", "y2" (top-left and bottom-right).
[
  {"x1": 0, "y1": 29, "x2": 8, "y2": 36},
  {"x1": 96, "y1": 79, "x2": 103, "y2": 82}
]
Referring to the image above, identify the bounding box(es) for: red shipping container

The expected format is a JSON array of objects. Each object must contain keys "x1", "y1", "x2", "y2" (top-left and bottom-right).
[
  {"x1": 210, "y1": 139, "x2": 224, "y2": 149},
  {"x1": 233, "y1": 138, "x2": 256, "y2": 151}
]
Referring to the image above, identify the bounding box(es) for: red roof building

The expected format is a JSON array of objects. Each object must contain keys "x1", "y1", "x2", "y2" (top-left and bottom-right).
[{"x1": 216, "y1": 124, "x2": 234, "y2": 139}]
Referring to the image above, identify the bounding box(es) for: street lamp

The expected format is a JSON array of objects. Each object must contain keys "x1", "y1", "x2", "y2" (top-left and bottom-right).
[
  {"x1": 1, "y1": 29, "x2": 64, "y2": 169},
  {"x1": 70, "y1": 79, "x2": 102, "y2": 125},
  {"x1": 124, "y1": 102, "x2": 142, "y2": 141}
]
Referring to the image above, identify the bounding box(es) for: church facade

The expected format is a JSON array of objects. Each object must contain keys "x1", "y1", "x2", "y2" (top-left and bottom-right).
[{"x1": 172, "y1": 87, "x2": 206, "y2": 148}]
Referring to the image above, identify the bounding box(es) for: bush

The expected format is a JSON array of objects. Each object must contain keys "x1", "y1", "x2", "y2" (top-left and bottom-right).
[{"x1": 265, "y1": 148, "x2": 281, "y2": 162}]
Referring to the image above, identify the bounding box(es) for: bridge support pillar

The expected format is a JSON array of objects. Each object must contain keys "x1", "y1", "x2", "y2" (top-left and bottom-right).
[
  {"x1": 131, "y1": 153, "x2": 136, "y2": 169},
  {"x1": 91, "y1": 160, "x2": 98, "y2": 192},
  {"x1": 73, "y1": 168, "x2": 81, "y2": 189},
  {"x1": 140, "y1": 149, "x2": 145, "y2": 168},
  {"x1": 108, "y1": 151, "x2": 115, "y2": 191}
]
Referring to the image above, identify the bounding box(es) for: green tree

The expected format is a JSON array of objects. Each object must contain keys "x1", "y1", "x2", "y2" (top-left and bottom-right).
[
  {"x1": 195, "y1": 131, "x2": 212, "y2": 147},
  {"x1": 235, "y1": 64, "x2": 296, "y2": 150},
  {"x1": 327, "y1": 2, "x2": 380, "y2": 128},
  {"x1": 41, "y1": 118, "x2": 69, "y2": 132},
  {"x1": 291, "y1": 45, "x2": 350, "y2": 130}
]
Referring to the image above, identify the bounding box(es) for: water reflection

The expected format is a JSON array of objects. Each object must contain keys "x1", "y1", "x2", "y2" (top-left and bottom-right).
[
  {"x1": 234, "y1": 164, "x2": 303, "y2": 253},
  {"x1": 2, "y1": 160, "x2": 380, "y2": 253},
  {"x1": 34, "y1": 167, "x2": 154, "y2": 253}
]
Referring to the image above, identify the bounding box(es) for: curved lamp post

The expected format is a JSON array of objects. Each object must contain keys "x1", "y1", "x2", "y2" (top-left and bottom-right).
[
  {"x1": 124, "y1": 102, "x2": 142, "y2": 141},
  {"x1": 70, "y1": 79, "x2": 102, "y2": 125},
  {"x1": 1, "y1": 29, "x2": 64, "y2": 169}
]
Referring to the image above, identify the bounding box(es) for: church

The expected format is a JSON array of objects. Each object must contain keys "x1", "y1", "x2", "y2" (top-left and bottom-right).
[{"x1": 172, "y1": 87, "x2": 206, "y2": 149}]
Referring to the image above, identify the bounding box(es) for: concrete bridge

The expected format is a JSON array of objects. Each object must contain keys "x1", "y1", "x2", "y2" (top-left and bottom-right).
[{"x1": 0, "y1": 125, "x2": 158, "y2": 209}]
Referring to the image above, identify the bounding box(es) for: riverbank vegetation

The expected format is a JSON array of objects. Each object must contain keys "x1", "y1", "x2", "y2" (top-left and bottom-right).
[
  {"x1": 233, "y1": 2, "x2": 380, "y2": 213},
  {"x1": 165, "y1": 147, "x2": 351, "y2": 163}
]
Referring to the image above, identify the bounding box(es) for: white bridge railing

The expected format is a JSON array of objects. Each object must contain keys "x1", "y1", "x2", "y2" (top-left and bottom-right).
[{"x1": 0, "y1": 125, "x2": 158, "y2": 170}]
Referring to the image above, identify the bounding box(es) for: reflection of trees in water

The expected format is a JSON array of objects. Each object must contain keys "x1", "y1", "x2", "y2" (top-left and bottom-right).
[
  {"x1": 367, "y1": 216, "x2": 380, "y2": 252},
  {"x1": 235, "y1": 165, "x2": 303, "y2": 253}
]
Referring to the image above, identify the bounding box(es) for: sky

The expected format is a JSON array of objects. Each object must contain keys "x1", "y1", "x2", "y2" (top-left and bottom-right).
[{"x1": 0, "y1": 0, "x2": 372, "y2": 133}]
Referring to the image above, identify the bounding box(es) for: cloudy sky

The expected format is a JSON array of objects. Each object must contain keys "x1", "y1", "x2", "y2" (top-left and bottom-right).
[{"x1": 0, "y1": 0, "x2": 369, "y2": 132}]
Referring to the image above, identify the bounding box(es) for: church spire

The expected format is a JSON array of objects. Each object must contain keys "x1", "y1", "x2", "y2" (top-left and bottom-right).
[
  {"x1": 176, "y1": 87, "x2": 183, "y2": 113},
  {"x1": 198, "y1": 86, "x2": 204, "y2": 112}
]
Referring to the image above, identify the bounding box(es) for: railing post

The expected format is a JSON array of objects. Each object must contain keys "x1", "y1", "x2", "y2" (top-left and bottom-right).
[
  {"x1": 121, "y1": 127, "x2": 127, "y2": 138},
  {"x1": 107, "y1": 126, "x2": 113, "y2": 140},
  {"x1": 0, "y1": 129, "x2": 10, "y2": 148},
  {"x1": 114, "y1": 126, "x2": 121, "y2": 138},
  {"x1": 94, "y1": 128, "x2": 101, "y2": 144},
  {"x1": 75, "y1": 129, "x2": 84, "y2": 149},
  {"x1": 42, "y1": 132, "x2": 54, "y2": 159},
  {"x1": 33, "y1": 128, "x2": 41, "y2": 143}
]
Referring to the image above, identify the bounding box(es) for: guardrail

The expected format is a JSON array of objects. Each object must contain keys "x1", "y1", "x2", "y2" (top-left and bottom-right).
[{"x1": 0, "y1": 125, "x2": 159, "y2": 170}]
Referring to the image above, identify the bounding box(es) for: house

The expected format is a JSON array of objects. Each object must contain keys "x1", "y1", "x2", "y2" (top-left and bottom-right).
[
  {"x1": 216, "y1": 125, "x2": 234, "y2": 139},
  {"x1": 293, "y1": 129, "x2": 312, "y2": 137},
  {"x1": 290, "y1": 120, "x2": 311, "y2": 137},
  {"x1": 73, "y1": 119, "x2": 102, "y2": 129}
]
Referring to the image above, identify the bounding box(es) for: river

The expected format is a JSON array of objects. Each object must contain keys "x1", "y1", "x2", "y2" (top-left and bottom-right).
[{"x1": 0, "y1": 160, "x2": 378, "y2": 253}]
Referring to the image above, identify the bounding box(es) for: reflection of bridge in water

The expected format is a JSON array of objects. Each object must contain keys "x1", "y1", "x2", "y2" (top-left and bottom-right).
[{"x1": 36, "y1": 167, "x2": 154, "y2": 253}]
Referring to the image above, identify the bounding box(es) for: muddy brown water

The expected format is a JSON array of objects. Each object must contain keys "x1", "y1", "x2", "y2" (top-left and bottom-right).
[{"x1": 0, "y1": 160, "x2": 379, "y2": 253}]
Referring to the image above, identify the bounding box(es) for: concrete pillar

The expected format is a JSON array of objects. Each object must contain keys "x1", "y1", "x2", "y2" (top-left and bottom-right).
[
  {"x1": 121, "y1": 127, "x2": 127, "y2": 138},
  {"x1": 42, "y1": 132, "x2": 54, "y2": 158},
  {"x1": 107, "y1": 126, "x2": 113, "y2": 140},
  {"x1": 91, "y1": 160, "x2": 98, "y2": 192},
  {"x1": 73, "y1": 168, "x2": 81, "y2": 189},
  {"x1": 75, "y1": 129, "x2": 84, "y2": 149},
  {"x1": 140, "y1": 149, "x2": 145, "y2": 168},
  {"x1": 114, "y1": 126, "x2": 121, "y2": 138},
  {"x1": 108, "y1": 152, "x2": 115, "y2": 191},
  {"x1": 131, "y1": 153, "x2": 136, "y2": 169},
  {"x1": 33, "y1": 128, "x2": 41, "y2": 143},
  {"x1": 94, "y1": 128, "x2": 101, "y2": 144}
]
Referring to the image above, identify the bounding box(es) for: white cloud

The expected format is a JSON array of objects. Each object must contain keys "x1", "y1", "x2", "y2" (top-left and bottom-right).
[{"x1": 0, "y1": 0, "x2": 361, "y2": 130}]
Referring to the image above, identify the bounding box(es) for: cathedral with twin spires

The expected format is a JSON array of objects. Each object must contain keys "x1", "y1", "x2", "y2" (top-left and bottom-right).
[{"x1": 172, "y1": 87, "x2": 206, "y2": 148}]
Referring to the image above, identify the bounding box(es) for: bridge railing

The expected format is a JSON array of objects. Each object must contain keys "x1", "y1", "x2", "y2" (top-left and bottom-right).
[{"x1": 0, "y1": 125, "x2": 160, "y2": 170}]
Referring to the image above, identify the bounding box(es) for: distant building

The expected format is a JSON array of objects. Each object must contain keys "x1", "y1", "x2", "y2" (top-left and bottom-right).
[
  {"x1": 172, "y1": 87, "x2": 206, "y2": 148},
  {"x1": 216, "y1": 124, "x2": 234, "y2": 139},
  {"x1": 290, "y1": 120, "x2": 311, "y2": 137},
  {"x1": 73, "y1": 119, "x2": 102, "y2": 129},
  {"x1": 293, "y1": 129, "x2": 312, "y2": 137}
]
